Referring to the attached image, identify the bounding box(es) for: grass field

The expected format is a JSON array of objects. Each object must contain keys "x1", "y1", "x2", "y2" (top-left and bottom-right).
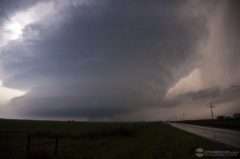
[{"x1": 0, "y1": 119, "x2": 214, "y2": 159}]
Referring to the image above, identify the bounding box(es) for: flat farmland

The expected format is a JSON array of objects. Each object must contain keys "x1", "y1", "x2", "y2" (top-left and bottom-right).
[{"x1": 0, "y1": 119, "x2": 233, "y2": 159}]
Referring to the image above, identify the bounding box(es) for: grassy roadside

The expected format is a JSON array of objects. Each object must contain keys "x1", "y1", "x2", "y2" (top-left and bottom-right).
[{"x1": 0, "y1": 119, "x2": 218, "y2": 159}]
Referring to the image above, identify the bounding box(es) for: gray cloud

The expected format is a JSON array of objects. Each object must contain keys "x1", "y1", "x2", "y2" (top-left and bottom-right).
[
  {"x1": 176, "y1": 85, "x2": 240, "y2": 106},
  {"x1": 1, "y1": 0, "x2": 239, "y2": 120},
  {"x1": 0, "y1": 0, "x2": 40, "y2": 21}
]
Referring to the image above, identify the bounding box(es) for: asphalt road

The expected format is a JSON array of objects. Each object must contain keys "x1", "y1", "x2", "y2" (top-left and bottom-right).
[{"x1": 169, "y1": 123, "x2": 240, "y2": 149}]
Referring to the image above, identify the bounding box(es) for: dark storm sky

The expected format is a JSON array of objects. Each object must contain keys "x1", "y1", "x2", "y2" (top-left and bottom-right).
[{"x1": 0, "y1": 0, "x2": 239, "y2": 121}]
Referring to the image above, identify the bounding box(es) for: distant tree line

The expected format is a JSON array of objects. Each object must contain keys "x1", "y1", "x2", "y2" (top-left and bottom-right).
[{"x1": 217, "y1": 113, "x2": 240, "y2": 120}]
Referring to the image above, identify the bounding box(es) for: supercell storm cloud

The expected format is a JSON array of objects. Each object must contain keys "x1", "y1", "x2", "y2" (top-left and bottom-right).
[{"x1": 0, "y1": 0, "x2": 239, "y2": 121}]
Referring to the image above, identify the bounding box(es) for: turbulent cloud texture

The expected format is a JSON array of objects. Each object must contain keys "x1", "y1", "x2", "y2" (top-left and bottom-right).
[{"x1": 0, "y1": 0, "x2": 239, "y2": 120}]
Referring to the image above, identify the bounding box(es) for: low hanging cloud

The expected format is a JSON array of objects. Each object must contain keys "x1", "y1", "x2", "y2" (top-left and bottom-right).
[{"x1": 0, "y1": 0, "x2": 239, "y2": 120}]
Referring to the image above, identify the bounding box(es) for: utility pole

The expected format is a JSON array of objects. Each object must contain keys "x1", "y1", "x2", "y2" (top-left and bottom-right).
[
  {"x1": 209, "y1": 103, "x2": 215, "y2": 120},
  {"x1": 182, "y1": 113, "x2": 185, "y2": 121}
]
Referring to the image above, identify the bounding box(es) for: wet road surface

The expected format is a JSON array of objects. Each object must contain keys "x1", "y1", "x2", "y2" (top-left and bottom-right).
[{"x1": 169, "y1": 123, "x2": 240, "y2": 149}]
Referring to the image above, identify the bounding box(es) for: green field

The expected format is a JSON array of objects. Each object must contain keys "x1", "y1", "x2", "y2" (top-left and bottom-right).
[{"x1": 0, "y1": 119, "x2": 215, "y2": 159}]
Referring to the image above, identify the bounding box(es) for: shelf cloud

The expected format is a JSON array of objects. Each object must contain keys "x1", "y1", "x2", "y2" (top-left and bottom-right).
[{"x1": 0, "y1": 0, "x2": 239, "y2": 120}]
